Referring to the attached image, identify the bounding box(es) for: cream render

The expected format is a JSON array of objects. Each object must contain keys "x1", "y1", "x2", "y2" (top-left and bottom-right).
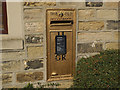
[
  {"x1": 0, "y1": 1, "x2": 119, "y2": 88},
  {"x1": 0, "y1": 2, "x2": 24, "y2": 49}
]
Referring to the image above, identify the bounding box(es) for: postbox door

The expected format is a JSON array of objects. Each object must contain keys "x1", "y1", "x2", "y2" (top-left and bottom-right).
[{"x1": 47, "y1": 31, "x2": 74, "y2": 81}]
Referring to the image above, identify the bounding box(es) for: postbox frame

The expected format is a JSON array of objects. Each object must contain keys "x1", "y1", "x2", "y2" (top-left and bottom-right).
[{"x1": 46, "y1": 9, "x2": 76, "y2": 81}]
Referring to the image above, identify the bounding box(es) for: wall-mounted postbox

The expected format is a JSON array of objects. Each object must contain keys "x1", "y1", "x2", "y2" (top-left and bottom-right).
[{"x1": 46, "y1": 9, "x2": 76, "y2": 81}]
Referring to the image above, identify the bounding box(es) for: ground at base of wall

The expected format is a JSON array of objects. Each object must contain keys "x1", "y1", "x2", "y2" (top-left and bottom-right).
[
  {"x1": 2, "y1": 79, "x2": 73, "y2": 88},
  {"x1": 33, "y1": 80, "x2": 73, "y2": 88},
  {"x1": 47, "y1": 79, "x2": 73, "y2": 88}
]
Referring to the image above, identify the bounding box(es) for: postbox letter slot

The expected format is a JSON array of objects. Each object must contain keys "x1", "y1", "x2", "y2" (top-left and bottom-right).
[{"x1": 50, "y1": 20, "x2": 73, "y2": 26}]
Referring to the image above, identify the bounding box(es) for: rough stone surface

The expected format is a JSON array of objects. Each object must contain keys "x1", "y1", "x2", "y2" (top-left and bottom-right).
[
  {"x1": 113, "y1": 31, "x2": 120, "y2": 41},
  {"x1": 118, "y1": 2, "x2": 120, "y2": 20},
  {"x1": 24, "y1": 59, "x2": 43, "y2": 70},
  {"x1": 77, "y1": 53, "x2": 99, "y2": 60},
  {"x1": 79, "y1": 21, "x2": 104, "y2": 30},
  {"x1": 2, "y1": 85, "x2": 14, "y2": 88},
  {"x1": 24, "y1": 2, "x2": 56, "y2": 6},
  {"x1": 2, "y1": 40, "x2": 23, "y2": 50},
  {"x1": 2, "y1": 73, "x2": 12, "y2": 84},
  {"x1": 86, "y1": 2, "x2": 103, "y2": 7},
  {"x1": 107, "y1": 20, "x2": 120, "y2": 30},
  {"x1": 17, "y1": 72, "x2": 43, "y2": 83},
  {"x1": 2, "y1": 83, "x2": 28, "y2": 88},
  {"x1": 25, "y1": 22, "x2": 44, "y2": 33},
  {"x1": 106, "y1": 43, "x2": 120, "y2": 50},
  {"x1": 27, "y1": 46, "x2": 44, "y2": 59},
  {"x1": 2, "y1": 60, "x2": 21, "y2": 72},
  {"x1": 24, "y1": 9, "x2": 43, "y2": 21},
  {"x1": 97, "y1": 10, "x2": 117, "y2": 20},
  {"x1": 57, "y1": 81, "x2": 73, "y2": 88},
  {"x1": 78, "y1": 9, "x2": 95, "y2": 20},
  {"x1": 1, "y1": 51, "x2": 26, "y2": 60},
  {"x1": 104, "y1": 2, "x2": 118, "y2": 8},
  {"x1": 77, "y1": 43, "x2": 103, "y2": 53},
  {"x1": 59, "y1": 2, "x2": 85, "y2": 7},
  {"x1": 25, "y1": 34, "x2": 43, "y2": 44},
  {"x1": 77, "y1": 32, "x2": 114, "y2": 43},
  {"x1": 45, "y1": 80, "x2": 73, "y2": 88}
]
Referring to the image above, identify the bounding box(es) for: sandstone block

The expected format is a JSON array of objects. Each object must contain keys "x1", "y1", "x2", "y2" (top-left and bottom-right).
[
  {"x1": 57, "y1": 81, "x2": 73, "y2": 88},
  {"x1": 77, "y1": 43, "x2": 103, "y2": 53},
  {"x1": 17, "y1": 72, "x2": 43, "y2": 83},
  {"x1": 119, "y1": 2, "x2": 120, "y2": 20},
  {"x1": 2, "y1": 83, "x2": 28, "y2": 88},
  {"x1": 104, "y1": 2, "x2": 118, "y2": 8},
  {"x1": 59, "y1": 2, "x2": 85, "y2": 7},
  {"x1": 27, "y1": 46, "x2": 44, "y2": 59},
  {"x1": 24, "y1": 2, "x2": 56, "y2": 6},
  {"x1": 24, "y1": 59, "x2": 43, "y2": 70},
  {"x1": 1, "y1": 40, "x2": 23, "y2": 50},
  {"x1": 2, "y1": 51, "x2": 26, "y2": 60},
  {"x1": 25, "y1": 22, "x2": 44, "y2": 34},
  {"x1": 113, "y1": 31, "x2": 120, "y2": 41},
  {"x1": 2, "y1": 60, "x2": 21, "y2": 72},
  {"x1": 25, "y1": 34, "x2": 44, "y2": 44},
  {"x1": 2, "y1": 85, "x2": 14, "y2": 88},
  {"x1": 79, "y1": 21, "x2": 104, "y2": 30},
  {"x1": 77, "y1": 32, "x2": 114, "y2": 43},
  {"x1": 106, "y1": 43, "x2": 120, "y2": 50},
  {"x1": 107, "y1": 20, "x2": 120, "y2": 30},
  {"x1": 86, "y1": 2, "x2": 103, "y2": 7},
  {"x1": 24, "y1": 9, "x2": 43, "y2": 21},
  {"x1": 97, "y1": 10, "x2": 118, "y2": 20},
  {"x1": 2, "y1": 73, "x2": 12, "y2": 84},
  {"x1": 79, "y1": 9, "x2": 95, "y2": 20},
  {"x1": 77, "y1": 53, "x2": 99, "y2": 60}
]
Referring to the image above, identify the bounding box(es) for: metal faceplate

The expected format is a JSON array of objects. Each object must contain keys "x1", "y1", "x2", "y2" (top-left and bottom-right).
[
  {"x1": 55, "y1": 35, "x2": 66, "y2": 55},
  {"x1": 47, "y1": 9, "x2": 74, "y2": 21}
]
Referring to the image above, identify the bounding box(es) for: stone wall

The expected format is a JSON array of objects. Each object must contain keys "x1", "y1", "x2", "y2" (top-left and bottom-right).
[
  {"x1": 1, "y1": 1, "x2": 119, "y2": 88},
  {"x1": 77, "y1": 2, "x2": 119, "y2": 59}
]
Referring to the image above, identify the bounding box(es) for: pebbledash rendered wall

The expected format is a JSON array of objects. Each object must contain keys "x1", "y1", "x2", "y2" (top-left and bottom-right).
[{"x1": 1, "y1": 1, "x2": 120, "y2": 88}]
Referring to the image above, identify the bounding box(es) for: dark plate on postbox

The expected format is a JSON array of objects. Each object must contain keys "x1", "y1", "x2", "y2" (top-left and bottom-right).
[{"x1": 55, "y1": 35, "x2": 66, "y2": 55}]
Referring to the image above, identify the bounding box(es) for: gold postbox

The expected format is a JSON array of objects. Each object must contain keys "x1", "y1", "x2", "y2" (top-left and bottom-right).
[{"x1": 46, "y1": 9, "x2": 76, "y2": 81}]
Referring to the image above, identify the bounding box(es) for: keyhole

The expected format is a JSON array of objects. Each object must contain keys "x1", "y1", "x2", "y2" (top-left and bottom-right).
[{"x1": 59, "y1": 13, "x2": 63, "y2": 17}]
